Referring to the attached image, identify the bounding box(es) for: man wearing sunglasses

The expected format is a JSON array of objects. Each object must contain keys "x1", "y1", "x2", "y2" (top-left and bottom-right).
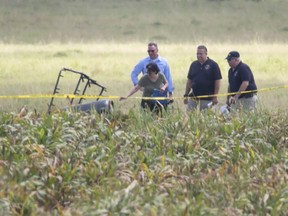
[{"x1": 130, "y1": 42, "x2": 174, "y2": 101}]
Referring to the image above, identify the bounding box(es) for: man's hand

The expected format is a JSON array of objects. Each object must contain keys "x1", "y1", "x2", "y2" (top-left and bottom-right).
[
  {"x1": 212, "y1": 97, "x2": 218, "y2": 105},
  {"x1": 229, "y1": 95, "x2": 239, "y2": 104},
  {"x1": 160, "y1": 87, "x2": 166, "y2": 93},
  {"x1": 184, "y1": 94, "x2": 188, "y2": 104},
  {"x1": 168, "y1": 92, "x2": 174, "y2": 104}
]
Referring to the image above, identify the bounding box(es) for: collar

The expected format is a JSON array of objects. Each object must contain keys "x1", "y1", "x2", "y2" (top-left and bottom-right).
[
  {"x1": 199, "y1": 57, "x2": 209, "y2": 65},
  {"x1": 232, "y1": 61, "x2": 242, "y2": 71},
  {"x1": 149, "y1": 55, "x2": 160, "y2": 61}
]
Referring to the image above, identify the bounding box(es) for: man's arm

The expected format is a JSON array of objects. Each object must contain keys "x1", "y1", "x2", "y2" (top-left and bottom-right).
[
  {"x1": 229, "y1": 81, "x2": 249, "y2": 104},
  {"x1": 183, "y1": 79, "x2": 192, "y2": 104},
  {"x1": 226, "y1": 85, "x2": 231, "y2": 105},
  {"x1": 120, "y1": 85, "x2": 141, "y2": 101},
  {"x1": 184, "y1": 79, "x2": 192, "y2": 104},
  {"x1": 163, "y1": 64, "x2": 174, "y2": 94},
  {"x1": 234, "y1": 81, "x2": 249, "y2": 99},
  {"x1": 184, "y1": 79, "x2": 192, "y2": 96},
  {"x1": 130, "y1": 61, "x2": 144, "y2": 86},
  {"x1": 212, "y1": 79, "x2": 221, "y2": 104},
  {"x1": 161, "y1": 81, "x2": 169, "y2": 93}
]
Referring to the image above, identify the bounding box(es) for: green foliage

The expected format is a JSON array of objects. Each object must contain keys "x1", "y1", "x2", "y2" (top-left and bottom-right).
[
  {"x1": 0, "y1": 108, "x2": 287, "y2": 215},
  {"x1": 0, "y1": 1, "x2": 287, "y2": 215}
]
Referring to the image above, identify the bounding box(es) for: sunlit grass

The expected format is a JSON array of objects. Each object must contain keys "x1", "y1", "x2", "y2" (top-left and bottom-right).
[{"x1": 0, "y1": 42, "x2": 288, "y2": 112}]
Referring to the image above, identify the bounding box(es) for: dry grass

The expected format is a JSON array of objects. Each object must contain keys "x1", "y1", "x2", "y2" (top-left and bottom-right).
[
  {"x1": 1, "y1": 0, "x2": 288, "y2": 43},
  {"x1": 0, "y1": 42, "x2": 288, "y2": 112}
]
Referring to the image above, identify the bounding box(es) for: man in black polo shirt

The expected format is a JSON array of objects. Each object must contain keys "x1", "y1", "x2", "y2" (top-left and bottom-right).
[
  {"x1": 184, "y1": 45, "x2": 222, "y2": 111},
  {"x1": 225, "y1": 51, "x2": 258, "y2": 111}
]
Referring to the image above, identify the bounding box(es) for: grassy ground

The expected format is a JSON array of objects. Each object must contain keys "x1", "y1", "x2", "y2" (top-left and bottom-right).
[
  {"x1": 0, "y1": 42, "x2": 287, "y2": 113},
  {"x1": 1, "y1": 0, "x2": 288, "y2": 43},
  {"x1": 0, "y1": 1, "x2": 288, "y2": 215},
  {"x1": 1, "y1": 0, "x2": 288, "y2": 112}
]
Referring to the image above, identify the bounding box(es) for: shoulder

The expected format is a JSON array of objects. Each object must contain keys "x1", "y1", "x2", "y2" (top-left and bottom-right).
[
  {"x1": 189, "y1": 61, "x2": 200, "y2": 72},
  {"x1": 137, "y1": 56, "x2": 150, "y2": 65},
  {"x1": 207, "y1": 58, "x2": 219, "y2": 66},
  {"x1": 158, "y1": 72, "x2": 165, "y2": 78},
  {"x1": 238, "y1": 62, "x2": 251, "y2": 71},
  {"x1": 192, "y1": 59, "x2": 202, "y2": 65},
  {"x1": 190, "y1": 60, "x2": 199, "y2": 66},
  {"x1": 140, "y1": 74, "x2": 149, "y2": 81},
  {"x1": 240, "y1": 61, "x2": 249, "y2": 67},
  {"x1": 157, "y1": 55, "x2": 169, "y2": 64}
]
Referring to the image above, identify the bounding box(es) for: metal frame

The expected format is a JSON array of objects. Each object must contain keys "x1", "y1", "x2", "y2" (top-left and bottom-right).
[{"x1": 48, "y1": 68, "x2": 107, "y2": 114}]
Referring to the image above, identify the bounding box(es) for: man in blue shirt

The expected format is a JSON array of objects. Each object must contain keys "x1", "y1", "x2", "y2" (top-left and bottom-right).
[
  {"x1": 226, "y1": 51, "x2": 258, "y2": 111},
  {"x1": 184, "y1": 45, "x2": 222, "y2": 111},
  {"x1": 130, "y1": 42, "x2": 174, "y2": 100}
]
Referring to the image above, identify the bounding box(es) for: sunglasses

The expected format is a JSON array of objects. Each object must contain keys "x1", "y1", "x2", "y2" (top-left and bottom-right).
[{"x1": 147, "y1": 50, "x2": 156, "y2": 53}]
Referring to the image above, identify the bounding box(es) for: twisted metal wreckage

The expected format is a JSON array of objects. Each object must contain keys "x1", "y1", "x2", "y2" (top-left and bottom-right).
[{"x1": 47, "y1": 68, "x2": 114, "y2": 114}]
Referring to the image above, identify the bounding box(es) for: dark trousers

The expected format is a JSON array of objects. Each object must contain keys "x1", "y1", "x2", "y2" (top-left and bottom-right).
[{"x1": 141, "y1": 99, "x2": 167, "y2": 115}]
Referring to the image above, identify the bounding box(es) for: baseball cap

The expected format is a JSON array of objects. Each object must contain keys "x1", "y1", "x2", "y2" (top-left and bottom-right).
[{"x1": 225, "y1": 51, "x2": 240, "y2": 60}]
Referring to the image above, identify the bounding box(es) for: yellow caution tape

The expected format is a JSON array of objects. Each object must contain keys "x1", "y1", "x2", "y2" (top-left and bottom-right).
[
  {"x1": 0, "y1": 85, "x2": 287, "y2": 100},
  {"x1": 0, "y1": 94, "x2": 120, "y2": 99}
]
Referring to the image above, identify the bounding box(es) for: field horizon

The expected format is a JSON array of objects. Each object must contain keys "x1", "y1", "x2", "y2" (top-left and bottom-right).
[{"x1": 1, "y1": 0, "x2": 288, "y2": 44}]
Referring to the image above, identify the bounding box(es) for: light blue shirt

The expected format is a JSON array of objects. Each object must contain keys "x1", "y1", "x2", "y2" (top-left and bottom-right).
[{"x1": 130, "y1": 55, "x2": 174, "y2": 93}]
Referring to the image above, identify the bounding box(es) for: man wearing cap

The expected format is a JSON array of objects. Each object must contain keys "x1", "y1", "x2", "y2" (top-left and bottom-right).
[
  {"x1": 225, "y1": 51, "x2": 258, "y2": 111},
  {"x1": 184, "y1": 45, "x2": 222, "y2": 111}
]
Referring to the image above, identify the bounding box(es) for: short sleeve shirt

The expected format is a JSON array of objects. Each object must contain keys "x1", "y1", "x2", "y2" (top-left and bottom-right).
[
  {"x1": 138, "y1": 72, "x2": 167, "y2": 97},
  {"x1": 228, "y1": 62, "x2": 257, "y2": 98},
  {"x1": 187, "y1": 58, "x2": 222, "y2": 97}
]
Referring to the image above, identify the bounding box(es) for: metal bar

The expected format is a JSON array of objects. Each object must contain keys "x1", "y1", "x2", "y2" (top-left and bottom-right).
[
  {"x1": 70, "y1": 74, "x2": 84, "y2": 105},
  {"x1": 78, "y1": 79, "x2": 90, "y2": 104},
  {"x1": 47, "y1": 68, "x2": 65, "y2": 114},
  {"x1": 63, "y1": 67, "x2": 106, "y2": 90}
]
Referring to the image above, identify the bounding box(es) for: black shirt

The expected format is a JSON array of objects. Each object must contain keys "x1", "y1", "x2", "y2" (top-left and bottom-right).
[
  {"x1": 228, "y1": 61, "x2": 257, "y2": 98},
  {"x1": 187, "y1": 58, "x2": 222, "y2": 98}
]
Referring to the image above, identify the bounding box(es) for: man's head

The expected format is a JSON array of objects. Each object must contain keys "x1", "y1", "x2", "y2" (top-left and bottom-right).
[
  {"x1": 226, "y1": 51, "x2": 240, "y2": 68},
  {"x1": 225, "y1": 51, "x2": 240, "y2": 61},
  {"x1": 146, "y1": 62, "x2": 160, "y2": 79},
  {"x1": 197, "y1": 45, "x2": 208, "y2": 64},
  {"x1": 147, "y1": 42, "x2": 158, "y2": 59},
  {"x1": 146, "y1": 62, "x2": 160, "y2": 74}
]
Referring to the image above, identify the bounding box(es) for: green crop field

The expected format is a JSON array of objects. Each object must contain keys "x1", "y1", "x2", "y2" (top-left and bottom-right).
[{"x1": 0, "y1": 0, "x2": 287, "y2": 215}]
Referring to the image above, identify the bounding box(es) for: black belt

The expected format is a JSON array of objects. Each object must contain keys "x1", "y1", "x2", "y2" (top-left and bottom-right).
[{"x1": 242, "y1": 93, "x2": 257, "y2": 98}]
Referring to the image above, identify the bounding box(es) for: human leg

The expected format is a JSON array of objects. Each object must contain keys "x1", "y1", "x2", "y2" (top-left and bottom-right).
[
  {"x1": 199, "y1": 100, "x2": 213, "y2": 110},
  {"x1": 141, "y1": 99, "x2": 152, "y2": 111},
  {"x1": 230, "y1": 95, "x2": 258, "y2": 112},
  {"x1": 187, "y1": 99, "x2": 198, "y2": 111},
  {"x1": 238, "y1": 95, "x2": 257, "y2": 111}
]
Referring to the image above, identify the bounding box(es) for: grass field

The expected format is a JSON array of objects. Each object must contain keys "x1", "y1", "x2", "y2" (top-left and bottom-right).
[
  {"x1": 1, "y1": 0, "x2": 288, "y2": 44},
  {"x1": 1, "y1": 0, "x2": 288, "y2": 112},
  {"x1": 0, "y1": 42, "x2": 287, "y2": 113},
  {"x1": 0, "y1": 1, "x2": 288, "y2": 215}
]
